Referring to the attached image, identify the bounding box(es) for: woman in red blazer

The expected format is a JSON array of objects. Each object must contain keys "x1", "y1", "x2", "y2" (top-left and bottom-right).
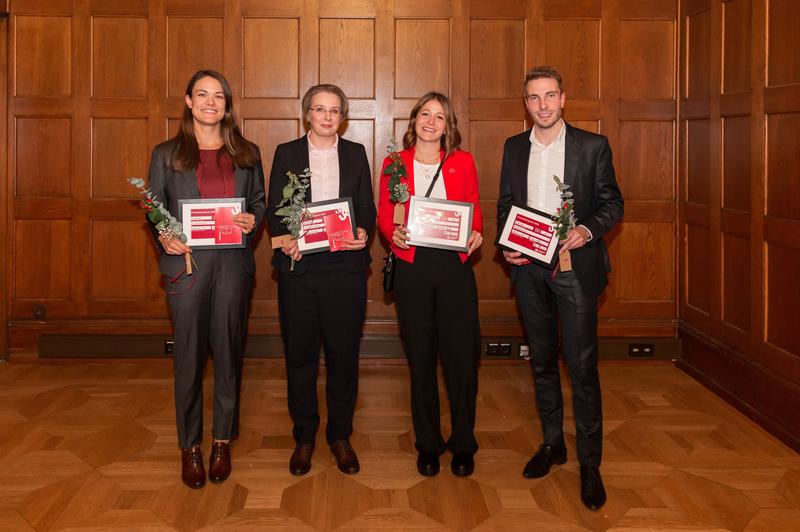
[{"x1": 378, "y1": 92, "x2": 483, "y2": 477}]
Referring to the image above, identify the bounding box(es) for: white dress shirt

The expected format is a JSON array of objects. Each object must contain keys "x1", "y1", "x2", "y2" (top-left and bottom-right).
[
  {"x1": 527, "y1": 119, "x2": 566, "y2": 216},
  {"x1": 308, "y1": 133, "x2": 340, "y2": 201}
]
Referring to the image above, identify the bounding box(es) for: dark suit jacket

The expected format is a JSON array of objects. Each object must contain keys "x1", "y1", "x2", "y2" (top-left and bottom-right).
[
  {"x1": 266, "y1": 135, "x2": 377, "y2": 275},
  {"x1": 147, "y1": 139, "x2": 267, "y2": 277},
  {"x1": 497, "y1": 123, "x2": 624, "y2": 296}
]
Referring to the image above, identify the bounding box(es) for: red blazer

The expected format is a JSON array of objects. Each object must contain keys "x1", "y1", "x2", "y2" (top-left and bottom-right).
[{"x1": 378, "y1": 147, "x2": 483, "y2": 264}]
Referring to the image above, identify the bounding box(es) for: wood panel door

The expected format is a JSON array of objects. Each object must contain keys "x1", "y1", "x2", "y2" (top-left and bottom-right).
[{"x1": 5, "y1": 0, "x2": 679, "y2": 352}]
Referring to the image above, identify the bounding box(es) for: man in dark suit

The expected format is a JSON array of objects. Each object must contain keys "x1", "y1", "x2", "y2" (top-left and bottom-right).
[
  {"x1": 266, "y1": 84, "x2": 377, "y2": 477},
  {"x1": 497, "y1": 66, "x2": 623, "y2": 511}
]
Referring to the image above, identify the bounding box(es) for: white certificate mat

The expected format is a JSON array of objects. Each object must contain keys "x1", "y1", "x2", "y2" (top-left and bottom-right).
[
  {"x1": 406, "y1": 196, "x2": 474, "y2": 252},
  {"x1": 497, "y1": 204, "x2": 559, "y2": 267},
  {"x1": 179, "y1": 197, "x2": 246, "y2": 249}
]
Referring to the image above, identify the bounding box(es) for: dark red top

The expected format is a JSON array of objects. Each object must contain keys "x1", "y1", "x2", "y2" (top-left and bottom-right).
[{"x1": 196, "y1": 149, "x2": 234, "y2": 198}]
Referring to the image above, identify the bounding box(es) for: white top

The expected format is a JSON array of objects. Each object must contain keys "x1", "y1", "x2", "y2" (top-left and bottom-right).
[
  {"x1": 526, "y1": 119, "x2": 566, "y2": 216},
  {"x1": 413, "y1": 160, "x2": 447, "y2": 200},
  {"x1": 307, "y1": 133, "x2": 340, "y2": 201}
]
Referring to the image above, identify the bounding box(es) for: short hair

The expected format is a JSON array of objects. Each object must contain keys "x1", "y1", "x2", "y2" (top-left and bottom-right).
[
  {"x1": 301, "y1": 84, "x2": 349, "y2": 123},
  {"x1": 524, "y1": 66, "x2": 564, "y2": 94},
  {"x1": 402, "y1": 92, "x2": 462, "y2": 158}
]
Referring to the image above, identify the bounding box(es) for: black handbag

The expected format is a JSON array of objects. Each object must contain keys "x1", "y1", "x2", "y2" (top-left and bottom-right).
[
  {"x1": 382, "y1": 251, "x2": 396, "y2": 292},
  {"x1": 382, "y1": 159, "x2": 444, "y2": 293}
]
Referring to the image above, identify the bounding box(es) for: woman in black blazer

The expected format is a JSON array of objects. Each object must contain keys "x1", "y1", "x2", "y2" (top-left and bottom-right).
[
  {"x1": 266, "y1": 84, "x2": 376, "y2": 476},
  {"x1": 147, "y1": 70, "x2": 266, "y2": 489}
]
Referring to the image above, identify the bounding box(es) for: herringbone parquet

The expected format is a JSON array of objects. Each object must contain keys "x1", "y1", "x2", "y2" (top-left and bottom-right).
[{"x1": 1, "y1": 358, "x2": 798, "y2": 531}]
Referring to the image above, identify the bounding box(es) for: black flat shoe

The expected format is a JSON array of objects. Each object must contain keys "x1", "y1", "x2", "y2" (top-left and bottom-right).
[
  {"x1": 450, "y1": 451, "x2": 475, "y2": 477},
  {"x1": 580, "y1": 466, "x2": 607, "y2": 511},
  {"x1": 417, "y1": 451, "x2": 440, "y2": 477},
  {"x1": 522, "y1": 443, "x2": 567, "y2": 478}
]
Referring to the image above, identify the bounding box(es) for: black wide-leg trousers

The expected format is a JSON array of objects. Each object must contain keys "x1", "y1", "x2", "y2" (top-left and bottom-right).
[{"x1": 394, "y1": 248, "x2": 481, "y2": 455}]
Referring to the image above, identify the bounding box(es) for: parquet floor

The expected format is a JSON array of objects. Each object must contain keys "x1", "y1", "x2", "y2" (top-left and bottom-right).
[{"x1": 1, "y1": 358, "x2": 799, "y2": 531}]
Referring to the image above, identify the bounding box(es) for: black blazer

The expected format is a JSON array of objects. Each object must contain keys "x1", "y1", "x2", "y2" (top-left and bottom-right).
[
  {"x1": 267, "y1": 136, "x2": 377, "y2": 275},
  {"x1": 147, "y1": 139, "x2": 267, "y2": 277},
  {"x1": 497, "y1": 123, "x2": 624, "y2": 296}
]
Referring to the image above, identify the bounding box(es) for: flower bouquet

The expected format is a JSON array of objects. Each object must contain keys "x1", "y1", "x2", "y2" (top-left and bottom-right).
[
  {"x1": 383, "y1": 141, "x2": 410, "y2": 224},
  {"x1": 273, "y1": 168, "x2": 312, "y2": 271},
  {"x1": 552, "y1": 174, "x2": 576, "y2": 272},
  {"x1": 128, "y1": 177, "x2": 194, "y2": 275}
]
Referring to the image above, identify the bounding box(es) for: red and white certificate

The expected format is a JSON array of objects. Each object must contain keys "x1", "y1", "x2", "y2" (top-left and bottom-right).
[
  {"x1": 296, "y1": 197, "x2": 355, "y2": 254},
  {"x1": 496, "y1": 204, "x2": 559, "y2": 267},
  {"x1": 179, "y1": 197, "x2": 246, "y2": 249},
  {"x1": 406, "y1": 196, "x2": 474, "y2": 252}
]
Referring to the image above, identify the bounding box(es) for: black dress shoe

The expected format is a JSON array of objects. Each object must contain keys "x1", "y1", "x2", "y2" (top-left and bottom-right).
[
  {"x1": 208, "y1": 441, "x2": 231, "y2": 483},
  {"x1": 330, "y1": 440, "x2": 360, "y2": 474},
  {"x1": 181, "y1": 445, "x2": 206, "y2": 489},
  {"x1": 417, "y1": 451, "x2": 440, "y2": 477},
  {"x1": 289, "y1": 443, "x2": 314, "y2": 476},
  {"x1": 450, "y1": 451, "x2": 475, "y2": 477},
  {"x1": 580, "y1": 466, "x2": 607, "y2": 511},
  {"x1": 522, "y1": 443, "x2": 567, "y2": 478}
]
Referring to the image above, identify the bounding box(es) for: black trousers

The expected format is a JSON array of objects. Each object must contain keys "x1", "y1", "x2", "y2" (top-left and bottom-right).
[
  {"x1": 166, "y1": 250, "x2": 253, "y2": 449},
  {"x1": 394, "y1": 248, "x2": 480, "y2": 455},
  {"x1": 514, "y1": 264, "x2": 602, "y2": 467},
  {"x1": 278, "y1": 263, "x2": 366, "y2": 446}
]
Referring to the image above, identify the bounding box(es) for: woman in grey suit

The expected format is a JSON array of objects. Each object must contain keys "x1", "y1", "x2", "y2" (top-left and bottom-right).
[{"x1": 147, "y1": 70, "x2": 266, "y2": 489}]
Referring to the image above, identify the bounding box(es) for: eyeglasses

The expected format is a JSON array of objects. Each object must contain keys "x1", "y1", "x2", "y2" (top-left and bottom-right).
[{"x1": 310, "y1": 106, "x2": 341, "y2": 117}]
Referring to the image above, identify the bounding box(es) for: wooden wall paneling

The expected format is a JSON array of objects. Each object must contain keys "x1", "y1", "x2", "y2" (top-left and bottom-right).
[
  {"x1": 0, "y1": 14, "x2": 7, "y2": 357},
  {"x1": 5, "y1": 0, "x2": 685, "y2": 352},
  {"x1": 721, "y1": 0, "x2": 750, "y2": 95},
  {"x1": 91, "y1": 16, "x2": 148, "y2": 98},
  {"x1": 14, "y1": 15, "x2": 71, "y2": 97},
  {"x1": 766, "y1": 0, "x2": 800, "y2": 87}
]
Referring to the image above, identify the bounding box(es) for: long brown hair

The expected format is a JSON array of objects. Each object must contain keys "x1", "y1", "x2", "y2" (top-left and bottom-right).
[
  {"x1": 402, "y1": 92, "x2": 462, "y2": 158},
  {"x1": 171, "y1": 70, "x2": 258, "y2": 170}
]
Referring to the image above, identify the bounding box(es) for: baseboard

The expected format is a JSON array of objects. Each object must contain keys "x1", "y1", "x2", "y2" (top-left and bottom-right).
[
  {"x1": 678, "y1": 324, "x2": 800, "y2": 453},
  {"x1": 37, "y1": 333, "x2": 680, "y2": 361}
]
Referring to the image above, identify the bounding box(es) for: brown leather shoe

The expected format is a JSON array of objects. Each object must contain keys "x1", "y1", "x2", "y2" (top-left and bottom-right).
[
  {"x1": 208, "y1": 441, "x2": 231, "y2": 483},
  {"x1": 330, "y1": 440, "x2": 360, "y2": 474},
  {"x1": 289, "y1": 443, "x2": 314, "y2": 476},
  {"x1": 181, "y1": 445, "x2": 205, "y2": 489}
]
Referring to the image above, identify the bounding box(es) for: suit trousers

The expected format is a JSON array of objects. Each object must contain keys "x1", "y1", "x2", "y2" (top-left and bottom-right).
[
  {"x1": 166, "y1": 250, "x2": 253, "y2": 449},
  {"x1": 394, "y1": 248, "x2": 480, "y2": 455},
  {"x1": 278, "y1": 262, "x2": 367, "y2": 445},
  {"x1": 514, "y1": 263, "x2": 602, "y2": 467}
]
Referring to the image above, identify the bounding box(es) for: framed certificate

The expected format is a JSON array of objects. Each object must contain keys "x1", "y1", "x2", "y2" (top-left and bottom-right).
[
  {"x1": 496, "y1": 204, "x2": 559, "y2": 267},
  {"x1": 297, "y1": 197, "x2": 356, "y2": 254},
  {"x1": 179, "y1": 197, "x2": 246, "y2": 249},
  {"x1": 406, "y1": 196, "x2": 474, "y2": 252}
]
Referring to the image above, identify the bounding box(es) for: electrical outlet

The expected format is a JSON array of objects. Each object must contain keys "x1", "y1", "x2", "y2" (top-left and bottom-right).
[
  {"x1": 499, "y1": 343, "x2": 512, "y2": 356},
  {"x1": 485, "y1": 343, "x2": 500, "y2": 356},
  {"x1": 629, "y1": 343, "x2": 654, "y2": 358},
  {"x1": 164, "y1": 340, "x2": 174, "y2": 355}
]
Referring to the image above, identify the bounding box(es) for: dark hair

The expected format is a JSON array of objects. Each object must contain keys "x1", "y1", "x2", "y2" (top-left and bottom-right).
[
  {"x1": 172, "y1": 70, "x2": 258, "y2": 171},
  {"x1": 301, "y1": 84, "x2": 349, "y2": 126},
  {"x1": 524, "y1": 66, "x2": 564, "y2": 94},
  {"x1": 402, "y1": 92, "x2": 461, "y2": 158}
]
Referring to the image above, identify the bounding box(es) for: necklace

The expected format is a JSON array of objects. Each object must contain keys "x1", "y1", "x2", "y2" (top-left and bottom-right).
[{"x1": 418, "y1": 161, "x2": 439, "y2": 180}]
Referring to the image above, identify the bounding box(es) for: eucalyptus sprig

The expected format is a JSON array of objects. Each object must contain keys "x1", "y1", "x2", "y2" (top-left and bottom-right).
[
  {"x1": 274, "y1": 168, "x2": 312, "y2": 270},
  {"x1": 128, "y1": 177, "x2": 186, "y2": 242},
  {"x1": 552, "y1": 175, "x2": 576, "y2": 241}
]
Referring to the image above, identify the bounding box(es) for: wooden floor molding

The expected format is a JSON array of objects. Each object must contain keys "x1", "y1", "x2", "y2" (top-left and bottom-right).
[{"x1": 1, "y1": 358, "x2": 799, "y2": 531}]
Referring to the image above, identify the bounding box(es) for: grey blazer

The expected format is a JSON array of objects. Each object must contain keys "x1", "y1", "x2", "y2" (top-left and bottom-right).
[{"x1": 146, "y1": 138, "x2": 267, "y2": 277}]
